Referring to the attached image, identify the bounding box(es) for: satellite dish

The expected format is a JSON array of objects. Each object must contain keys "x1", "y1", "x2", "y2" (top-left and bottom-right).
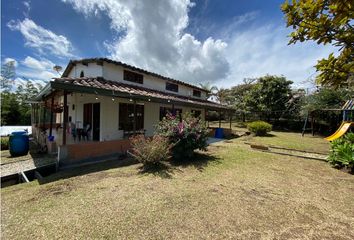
[{"x1": 53, "y1": 65, "x2": 63, "y2": 74}]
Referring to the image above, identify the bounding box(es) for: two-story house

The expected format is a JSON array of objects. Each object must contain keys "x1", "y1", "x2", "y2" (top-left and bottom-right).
[{"x1": 32, "y1": 58, "x2": 228, "y2": 166}]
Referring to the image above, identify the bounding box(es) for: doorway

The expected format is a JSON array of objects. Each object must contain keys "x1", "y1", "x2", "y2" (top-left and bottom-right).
[{"x1": 83, "y1": 103, "x2": 100, "y2": 141}]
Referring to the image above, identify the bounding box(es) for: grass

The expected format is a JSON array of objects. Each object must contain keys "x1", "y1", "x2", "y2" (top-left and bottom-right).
[
  {"x1": 209, "y1": 120, "x2": 330, "y2": 154},
  {"x1": 1, "y1": 132, "x2": 354, "y2": 239}
]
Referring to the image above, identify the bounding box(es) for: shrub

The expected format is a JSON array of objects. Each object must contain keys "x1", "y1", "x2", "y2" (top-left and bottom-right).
[
  {"x1": 327, "y1": 133, "x2": 354, "y2": 170},
  {"x1": 156, "y1": 112, "x2": 209, "y2": 160},
  {"x1": 1, "y1": 137, "x2": 9, "y2": 150},
  {"x1": 129, "y1": 135, "x2": 172, "y2": 166},
  {"x1": 247, "y1": 121, "x2": 272, "y2": 136}
]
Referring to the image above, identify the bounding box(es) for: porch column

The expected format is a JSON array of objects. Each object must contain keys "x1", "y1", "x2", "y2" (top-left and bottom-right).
[
  {"x1": 63, "y1": 91, "x2": 68, "y2": 145},
  {"x1": 218, "y1": 110, "x2": 221, "y2": 128},
  {"x1": 42, "y1": 101, "x2": 47, "y2": 128},
  {"x1": 133, "y1": 99, "x2": 136, "y2": 134},
  {"x1": 49, "y1": 96, "x2": 54, "y2": 136}
]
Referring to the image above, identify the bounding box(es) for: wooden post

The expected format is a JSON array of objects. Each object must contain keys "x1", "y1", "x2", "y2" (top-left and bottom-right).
[
  {"x1": 229, "y1": 111, "x2": 232, "y2": 130},
  {"x1": 42, "y1": 102, "x2": 46, "y2": 128},
  {"x1": 49, "y1": 96, "x2": 54, "y2": 136},
  {"x1": 63, "y1": 91, "x2": 68, "y2": 145},
  {"x1": 219, "y1": 110, "x2": 222, "y2": 128},
  {"x1": 133, "y1": 99, "x2": 136, "y2": 134}
]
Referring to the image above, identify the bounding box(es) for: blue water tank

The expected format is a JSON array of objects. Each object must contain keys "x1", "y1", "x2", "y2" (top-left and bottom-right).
[
  {"x1": 214, "y1": 128, "x2": 224, "y2": 139},
  {"x1": 9, "y1": 131, "x2": 29, "y2": 157}
]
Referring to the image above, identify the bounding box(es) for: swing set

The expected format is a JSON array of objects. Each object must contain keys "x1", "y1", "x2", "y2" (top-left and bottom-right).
[{"x1": 302, "y1": 99, "x2": 353, "y2": 140}]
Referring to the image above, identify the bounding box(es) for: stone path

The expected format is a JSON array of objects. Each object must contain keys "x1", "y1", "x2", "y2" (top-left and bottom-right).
[{"x1": 1, "y1": 150, "x2": 57, "y2": 177}]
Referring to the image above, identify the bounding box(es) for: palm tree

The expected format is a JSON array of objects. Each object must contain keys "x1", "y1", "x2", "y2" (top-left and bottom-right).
[{"x1": 199, "y1": 82, "x2": 218, "y2": 100}]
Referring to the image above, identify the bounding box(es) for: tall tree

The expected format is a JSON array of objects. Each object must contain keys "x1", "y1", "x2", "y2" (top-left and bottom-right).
[
  {"x1": 1, "y1": 61, "x2": 16, "y2": 92},
  {"x1": 244, "y1": 75, "x2": 293, "y2": 120},
  {"x1": 281, "y1": 0, "x2": 354, "y2": 88}
]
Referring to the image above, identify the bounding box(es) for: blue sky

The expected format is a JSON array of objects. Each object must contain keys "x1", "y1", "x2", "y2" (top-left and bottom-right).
[{"x1": 2, "y1": 0, "x2": 335, "y2": 88}]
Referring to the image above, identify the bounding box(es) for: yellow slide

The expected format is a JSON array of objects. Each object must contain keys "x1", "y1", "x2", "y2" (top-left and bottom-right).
[{"x1": 325, "y1": 122, "x2": 353, "y2": 141}]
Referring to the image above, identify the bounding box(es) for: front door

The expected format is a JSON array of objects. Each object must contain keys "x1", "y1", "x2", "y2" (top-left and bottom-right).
[
  {"x1": 83, "y1": 103, "x2": 100, "y2": 141},
  {"x1": 92, "y1": 103, "x2": 100, "y2": 141}
]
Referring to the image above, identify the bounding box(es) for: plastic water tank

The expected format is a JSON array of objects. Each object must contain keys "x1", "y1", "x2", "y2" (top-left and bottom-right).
[
  {"x1": 214, "y1": 128, "x2": 224, "y2": 139},
  {"x1": 9, "y1": 131, "x2": 29, "y2": 157}
]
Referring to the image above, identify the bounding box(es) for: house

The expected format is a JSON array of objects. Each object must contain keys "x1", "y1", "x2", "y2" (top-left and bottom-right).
[{"x1": 32, "y1": 58, "x2": 229, "y2": 166}]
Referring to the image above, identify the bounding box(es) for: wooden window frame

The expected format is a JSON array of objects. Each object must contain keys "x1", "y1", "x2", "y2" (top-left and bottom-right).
[
  {"x1": 123, "y1": 70, "x2": 144, "y2": 84},
  {"x1": 166, "y1": 82, "x2": 179, "y2": 92}
]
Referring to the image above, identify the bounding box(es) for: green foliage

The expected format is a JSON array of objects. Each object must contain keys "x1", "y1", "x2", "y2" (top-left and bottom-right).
[
  {"x1": 281, "y1": 0, "x2": 354, "y2": 88},
  {"x1": 1, "y1": 81, "x2": 42, "y2": 125},
  {"x1": 244, "y1": 75, "x2": 293, "y2": 120},
  {"x1": 156, "y1": 112, "x2": 209, "y2": 160},
  {"x1": 1, "y1": 137, "x2": 9, "y2": 150},
  {"x1": 1, "y1": 61, "x2": 16, "y2": 92},
  {"x1": 302, "y1": 87, "x2": 352, "y2": 113},
  {"x1": 247, "y1": 121, "x2": 272, "y2": 136},
  {"x1": 129, "y1": 135, "x2": 172, "y2": 166},
  {"x1": 1, "y1": 92, "x2": 21, "y2": 125},
  {"x1": 327, "y1": 133, "x2": 354, "y2": 170}
]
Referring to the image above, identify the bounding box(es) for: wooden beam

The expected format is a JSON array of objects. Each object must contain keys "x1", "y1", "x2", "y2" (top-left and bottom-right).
[
  {"x1": 63, "y1": 90, "x2": 68, "y2": 145},
  {"x1": 42, "y1": 102, "x2": 47, "y2": 128},
  {"x1": 49, "y1": 96, "x2": 54, "y2": 136},
  {"x1": 133, "y1": 99, "x2": 136, "y2": 134},
  {"x1": 219, "y1": 110, "x2": 222, "y2": 128}
]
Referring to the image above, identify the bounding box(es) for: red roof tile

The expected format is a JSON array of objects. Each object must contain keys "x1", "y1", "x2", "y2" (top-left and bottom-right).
[{"x1": 53, "y1": 77, "x2": 228, "y2": 110}]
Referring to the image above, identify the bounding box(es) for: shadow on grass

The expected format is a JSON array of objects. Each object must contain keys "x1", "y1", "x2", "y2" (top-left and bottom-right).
[
  {"x1": 38, "y1": 157, "x2": 138, "y2": 185},
  {"x1": 138, "y1": 162, "x2": 174, "y2": 179},
  {"x1": 171, "y1": 152, "x2": 221, "y2": 172},
  {"x1": 138, "y1": 151, "x2": 221, "y2": 178}
]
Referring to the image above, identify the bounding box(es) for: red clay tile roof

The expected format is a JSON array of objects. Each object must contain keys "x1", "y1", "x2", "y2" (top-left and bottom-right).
[
  {"x1": 61, "y1": 58, "x2": 208, "y2": 92},
  {"x1": 53, "y1": 77, "x2": 228, "y2": 110}
]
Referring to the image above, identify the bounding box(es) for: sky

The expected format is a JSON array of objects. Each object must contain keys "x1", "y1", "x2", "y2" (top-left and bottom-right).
[{"x1": 2, "y1": 0, "x2": 337, "y2": 89}]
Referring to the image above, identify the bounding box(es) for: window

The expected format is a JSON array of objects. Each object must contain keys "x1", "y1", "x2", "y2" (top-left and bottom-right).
[
  {"x1": 80, "y1": 71, "x2": 84, "y2": 77},
  {"x1": 193, "y1": 90, "x2": 201, "y2": 97},
  {"x1": 166, "y1": 82, "x2": 178, "y2": 92},
  {"x1": 119, "y1": 103, "x2": 144, "y2": 131},
  {"x1": 159, "y1": 107, "x2": 182, "y2": 121},
  {"x1": 123, "y1": 70, "x2": 143, "y2": 84}
]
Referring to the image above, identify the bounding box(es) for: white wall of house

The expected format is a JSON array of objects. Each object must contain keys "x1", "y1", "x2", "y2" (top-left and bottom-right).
[
  {"x1": 68, "y1": 63, "x2": 103, "y2": 78},
  {"x1": 55, "y1": 93, "x2": 205, "y2": 143},
  {"x1": 67, "y1": 62, "x2": 207, "y2": 100}
]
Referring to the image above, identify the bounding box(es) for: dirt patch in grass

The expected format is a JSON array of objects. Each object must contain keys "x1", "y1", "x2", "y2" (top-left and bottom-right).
[{"x1": 1, "y1": 135, "x2": 353, "y2": 239}]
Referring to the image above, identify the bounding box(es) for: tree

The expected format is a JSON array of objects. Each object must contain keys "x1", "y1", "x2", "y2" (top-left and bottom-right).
[
  {"x1": 244, "y1": 75, "x2": 293, "y2": 121},
  {"x1": 1, "y1": 92, "x2": 21, "y2": 125},
  {"x1": 15, "y1": 81, "x2": 42, "y2": 125},
  {"x1": 281, "y1": 0, "x2": 354, "y2": 88},
  {"x1": 1, "y1": 61, "x2": 16, "y2": 92},
  {"x1": 199, "y1": 82, "x2": 218, "y2": 100},
  {"x1": 302, "y1": 87, "x2": 352, "y2": 113}
]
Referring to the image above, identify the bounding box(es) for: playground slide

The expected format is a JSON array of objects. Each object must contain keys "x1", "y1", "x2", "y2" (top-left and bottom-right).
[{"x1": 325, "y1": 122, "x2": 353, "y2": 141}]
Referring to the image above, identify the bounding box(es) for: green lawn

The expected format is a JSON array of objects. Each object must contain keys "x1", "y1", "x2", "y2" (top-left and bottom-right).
[
  {"x1": 1, "y1": 132, "x2": 353, "y2": 239},
  {"x1": 209, "y1": 120, "x2": 330, "y2": 154}
]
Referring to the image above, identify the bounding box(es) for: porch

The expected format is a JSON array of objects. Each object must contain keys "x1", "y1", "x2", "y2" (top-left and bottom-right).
[{"x1": 32, "y1": 77, "x2": 230, "y2": 166}]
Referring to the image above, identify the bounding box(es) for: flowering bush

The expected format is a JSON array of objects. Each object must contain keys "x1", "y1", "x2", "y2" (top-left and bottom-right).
[
  {"x1": 129, "y1": 135, "x2": 172, "y2": 166},
  {"x1": 155, "y1": 112, "x2": 209, "y2": 160}
]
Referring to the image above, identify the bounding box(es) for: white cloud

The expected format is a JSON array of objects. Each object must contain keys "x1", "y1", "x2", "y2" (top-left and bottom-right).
[
  {"x1": 62, "y1": 0, "x2": 337, "y2": 89},
  {"x1": 62, "y1": 0, "x2": 229, "y2": 84},
  {"x1": 18, "y1": 56, "x2": 60, "y2": 81},
  {"x1": 7, "y1": 18, "x2": 74, "y2": 58},
  {"x1": 3, "y1": 58, "x2": 19, "y2": 67},
  {"x1": 221, "y1": 25, "x2": 337, "y2": 88},
  {"x1": 22, "y1": 56, "x2": 54, "y2": 71},
  {"x1": 23, "y1": 1, "x2": 31, "y2": 17}
]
